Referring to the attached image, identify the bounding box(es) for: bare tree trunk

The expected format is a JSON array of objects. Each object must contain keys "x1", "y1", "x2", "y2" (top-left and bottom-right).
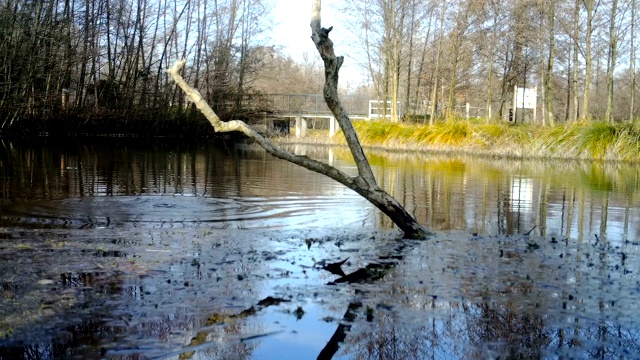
[
  {"x1": 630, "y1": 0, "x2": 636, "y2": 122},
  {"x1": 414, "y1": 6, "x2": 432, "y2": 121},
  {"x1": 386, "y1": 0, "x2": 404, "y2": 122},
  {"x1": 404, "y1": 0, "x2": 416, "y2": 119},
  {"x1": 544, "y1": 1, "x2": 556, "y2": 126},
  {"x1": 429, "y1": 1, "x2": 446, "y2": 124},
  {"x1": 498, "y1": 47, "x2": 513, "y2": 120},
  {"x1": 308, "y1": 0, "x2": 424, "y2": 237},
  {"x1": 166, "y1": 1, "x2": 427, "y2": 239},
  {"x1": 582, "y1": 0, "x2": 594, "y2": 121},
  {"x1": 572, "y1": 0, "x2": 580, "y2": 122},
  {"x1": 605, "y1": 0, "x2": 618, "y2": 123},
  {"x1": 363, "y1": 3, "x2": 381, "y2": 108},
  {"x1": 566, "y1": 56, "x2": 572, "y2": 122},
  {"x1": 485, "y1": 2, "x2": 500, "y2": 123}
]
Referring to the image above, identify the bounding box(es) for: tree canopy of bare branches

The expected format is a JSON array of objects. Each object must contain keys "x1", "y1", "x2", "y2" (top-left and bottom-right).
[{"x1": 342, "y1": 0, "x2": 639, "y2": 123}]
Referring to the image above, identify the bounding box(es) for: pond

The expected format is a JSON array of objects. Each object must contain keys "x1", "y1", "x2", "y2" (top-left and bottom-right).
[{"x1": 0, "y1": 138, "x2": 639, "y2": 359}]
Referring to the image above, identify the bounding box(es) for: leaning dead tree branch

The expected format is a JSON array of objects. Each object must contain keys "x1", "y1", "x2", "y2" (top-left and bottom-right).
[
  {"x1": 309, "y1": 0, "x2": 426, "y2": 238},
  {"x1": 310, "y1": 4, "x2": 375, "y2": 186},
  {"x1": 166, "y1": 2, "x2": 426, "y2": 238}
]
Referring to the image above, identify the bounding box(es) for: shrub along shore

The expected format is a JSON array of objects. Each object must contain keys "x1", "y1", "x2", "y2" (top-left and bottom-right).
[{"x1": 277, "y1": 120, "x2": 640, "y2": 163}]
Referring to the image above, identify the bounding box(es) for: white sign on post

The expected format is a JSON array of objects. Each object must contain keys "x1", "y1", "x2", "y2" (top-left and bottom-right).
[{"x1": 515, "y1": 87, "x2": 536, "y2": 109}]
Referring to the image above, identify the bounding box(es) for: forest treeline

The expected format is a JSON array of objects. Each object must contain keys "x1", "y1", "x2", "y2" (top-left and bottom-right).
[
  {"x1": 345, "y1": 0, "x2": 638, "y2": 124},
  {"x1": 0, "y1": 0, "x2": 326, "y2": 136},
  {"x1": 1, "y1": 0, "x2": 639, "y2": 137}
]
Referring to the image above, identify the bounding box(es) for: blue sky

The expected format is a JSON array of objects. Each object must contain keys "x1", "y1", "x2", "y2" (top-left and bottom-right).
[{"x1": 269, "y1": 0, "x2": 366, "y2": 86}]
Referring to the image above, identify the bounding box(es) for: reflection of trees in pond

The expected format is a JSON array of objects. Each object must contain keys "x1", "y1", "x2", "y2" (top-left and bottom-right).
[
  {"x1": 338, "y1": 299, "x2": 640, "y2": 359},
  {"x1": 0, "y1": 320, "x2": 109, "y2": 359},
  {"x1": 344, "y1": 314, "x2": 430, "y2": 359},
  {"x1": 2, "y1": 142, "x2": 639, "y2": 242},
  {"x1": 0, "y1": 140, "x2": 353, "y2": 200},
  {"x1": 466, "y1": 301, "x2": 640, "y2": 358},
  {"x1": 0, "y1": 275, "x2": 263, "y2": 358},
  {"x1": 465, "y1": 302, "x2": 551, "y2": 358},
  {"x1": 328, "y1": 220, "x2": 640, "y2": 359},
  {"x1": 0, "y1": 311, "x2": 259, "y2": 359},
  {"x1": 366, "y1": 153, "x2": 640, "y2": 240},
  {"x1": 179, "y1": 319, "x2": 259, "y2": 360}
]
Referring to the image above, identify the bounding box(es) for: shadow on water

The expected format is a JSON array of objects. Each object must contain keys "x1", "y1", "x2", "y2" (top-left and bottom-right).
[{"x1": 0, "y1": 139, "x2": 639, "y2": 359}]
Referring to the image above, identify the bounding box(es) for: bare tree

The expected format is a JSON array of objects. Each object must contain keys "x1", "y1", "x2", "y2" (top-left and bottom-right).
[
  {"x1": 412, "y1": 3, "x2": 434, "y2": 121},
  {"x1": 582, "y1": 0, "x2": 596, "y2": 121},
  {"x1": 251, "y1": 48, "x2": 324, "y2": 94},
  {"x1": 630, "y1": 0, "x2": 636, "y2": 122},
  {"x1": 571, "y1": 0, "x2": 580, "y2": 122},
  {"x1": 542, "y1": 0, "x2": 557, "y2": 126},
  {"x1": 166, "y1": 1, "x2": 427, "y2": 239},
  {"x1": 605, "y1": 0, "x2": 619, "y2": 123},
  {"x1": 444, "y1": 0, "x2": 481, "y2": 120},
  {"x1": 429, "y1": 1, "x2": 447, "y2": 124},
  {"x1": 7, "y1": 0, "x2": 640, "y2": 131},
  {"x1": 484, "y1": 0, "x2": 503, "y2": 122}
]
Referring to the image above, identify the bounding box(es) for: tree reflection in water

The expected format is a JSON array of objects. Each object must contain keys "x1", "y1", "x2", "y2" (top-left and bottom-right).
[
  {"x1": 1, "y1": 140, "x2": 640, "y2": 358},
  {"x1": 337, "y1": 299, "x2": 640, "y2": 359}
]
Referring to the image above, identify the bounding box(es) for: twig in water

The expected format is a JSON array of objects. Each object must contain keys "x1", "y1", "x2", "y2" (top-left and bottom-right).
[{"x1": 524, "y1": 225, "x2": 537, "y2": 236}]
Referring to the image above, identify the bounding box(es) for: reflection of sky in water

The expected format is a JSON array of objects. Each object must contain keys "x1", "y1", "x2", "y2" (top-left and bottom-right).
[
  {"x1": 510, "y1": 176, "x2": 533, "y2": 213},
  {"x1": 1, "y1": 142, "x2": 640, "y2": 358},
  {"x1": 251, "y1": 304, "x2": 346, "y2": 360}
]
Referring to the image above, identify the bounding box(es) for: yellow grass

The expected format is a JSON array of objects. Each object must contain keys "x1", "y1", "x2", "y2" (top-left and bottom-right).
[{"x1": 322, "y1": 120, "x2": 640, "y2": 162}]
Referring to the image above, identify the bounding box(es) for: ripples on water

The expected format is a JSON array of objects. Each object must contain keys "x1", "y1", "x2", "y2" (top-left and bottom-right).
[{"x1": 0, "y1": 139, "x2": 639, "y2": 359}]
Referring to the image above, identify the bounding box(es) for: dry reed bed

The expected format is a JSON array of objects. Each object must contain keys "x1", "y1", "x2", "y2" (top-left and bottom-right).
[{"x1": 276, "y1": 120, "x2": 640, "y2": 163}]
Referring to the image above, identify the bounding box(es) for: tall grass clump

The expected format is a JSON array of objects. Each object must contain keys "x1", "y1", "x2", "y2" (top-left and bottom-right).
[
  {"x1": 611, "y1": 122, "x2": 640, "y2": 162},
  {"x1": 353, "y1": 120, "x2": 404, "y2": 144},
  {"x1": 426, "y1": 121, "x2": 471, "y2": 145},
  {"x1": 574, "y1": 121, "x2": 619, "y2": 159},
  {"x1": 473, "y1": 122, "x2": 532, "y2": 148},
  {"x1": 533, "y1": 123, "x2": 580, "y2": 157},
  {"x1": 411, "y1": 125, "x2": 436, "y2": 143}
]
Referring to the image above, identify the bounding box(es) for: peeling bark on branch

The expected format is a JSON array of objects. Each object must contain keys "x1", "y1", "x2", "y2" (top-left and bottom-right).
[{"x1": 166, "y1": 1, "x2": 426, "y2": 238}]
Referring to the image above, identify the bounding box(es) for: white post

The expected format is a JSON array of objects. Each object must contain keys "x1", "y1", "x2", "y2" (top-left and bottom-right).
[
  {"x1": 295, "y1": 116, "x2": 307, "y2": 138},
  {"x1": 533, "y1": 86, "x2": 537, "y2": 124},
  {"x1": 329, "y1": 116, "x2": 338, "y2": 137},
  {"x1": 466, "y1": 102, "x2": 470, "y2": 121},
  {"x1": 513, "y1": 85, "x2": 517, "y2": 122},
  {"x1": 61, "y1": 89, "x2": 69, "y2": 111}
]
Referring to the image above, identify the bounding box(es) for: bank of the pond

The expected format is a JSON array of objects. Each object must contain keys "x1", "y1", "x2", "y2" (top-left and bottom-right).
[{"x1": 277, "y1": 120, "x2": 640, "y2": 162}]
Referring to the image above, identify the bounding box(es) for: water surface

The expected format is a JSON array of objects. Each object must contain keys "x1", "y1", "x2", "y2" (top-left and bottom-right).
[{"x1": 0, "y1": 139, "x2": 639, "y2": 359}]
